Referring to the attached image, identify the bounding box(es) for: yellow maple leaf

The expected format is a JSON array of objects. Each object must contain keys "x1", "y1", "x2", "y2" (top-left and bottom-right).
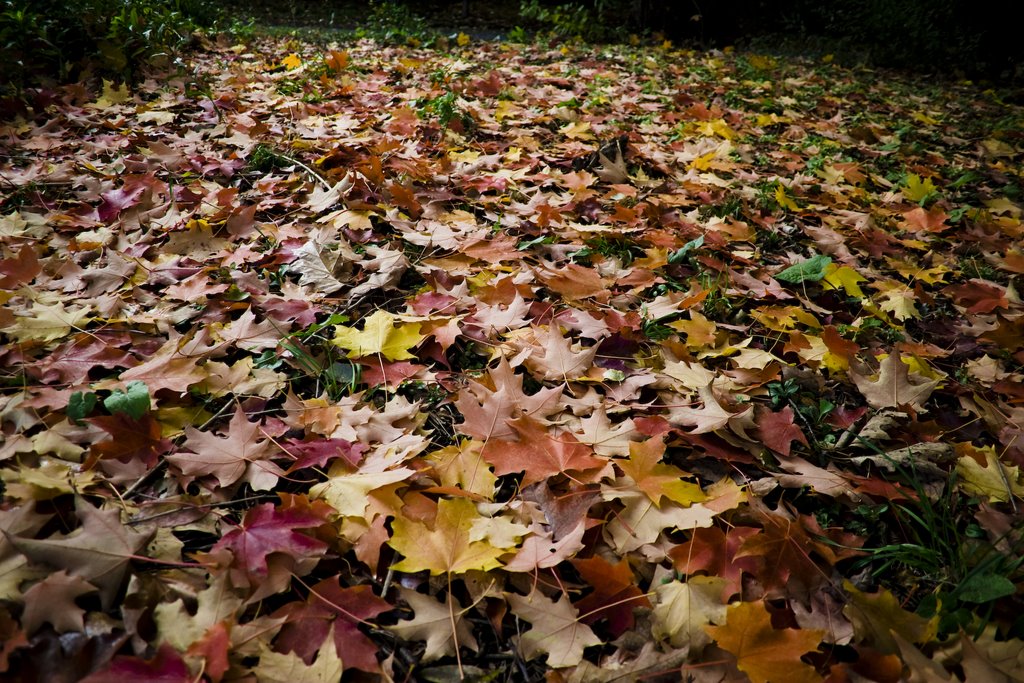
[
  {"x1": 389, "y1": 497, "x2": 505, "y2": 574},
  {"x1": 93, "y1": 79, "x2": 130, "y2": 108},
  {"x1": 775, "y1": 184, "x2": 799, "y2": 211},
  {"x1": 705, "y1": 601, "x2": 824, "y2": 683},
  {"x1": 280, "y1": 53, "x2": 302, "y2": 70},
  {"x1": 332, "y1": 310, "x2": 423, "y2": 361},
  {"x1": 456, "y1": 32, "x2": 470, "y2": 46},
  {"x1": 902, "y1": 173, "x2": 938, "y2": 203},
  {"x1": 560, "y1": 120, "x2": 593, "y2": 140},
  {"x1": 822, "y1": 264, "x2": 866, "y2": 298},
  {"x1": 690, "y1": 150, "x2": 717, "y2": 171},
  {"x1": 957, "y1": 448, "x2": 1024, "y2": 503}
]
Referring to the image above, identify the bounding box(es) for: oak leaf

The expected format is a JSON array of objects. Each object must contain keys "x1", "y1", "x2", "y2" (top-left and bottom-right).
[{"x1": 706, "y1": 600, "x2": 824, "y2": 683}]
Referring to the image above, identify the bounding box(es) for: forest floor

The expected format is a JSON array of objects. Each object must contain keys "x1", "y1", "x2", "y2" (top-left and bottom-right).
[{"x1": 1, "y1": 14, "x2": 1024, "y2": 683}]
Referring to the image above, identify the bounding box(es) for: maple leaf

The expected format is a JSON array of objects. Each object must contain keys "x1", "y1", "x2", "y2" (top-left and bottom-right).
[
  {"x1": 706, "y1": 600, "x2": 825, "y2": 683},
  {"x1": 274, "y1": 580, "x2": 389, "y2": 672},
  {"x1": 425, "y1": 439, "x2": 498, "y2": 499},
  {"x1": 210, "y1": 496, "x2": 329, "y2": 589},
  {"x1": 652, "y1": 576, "x2": 727, "y2": 652},
  {"x1": 389, "y1": 497, "x2": 505, "y2": 575},
  {"x1": 454, "y1": 356, "x2": 563, "y2": 440},
  {"x1": 20, "y1": 570, "x2": 97, "y2": 634},
  {"x1": 389, "y1": 587, "x2": 478, "y2": 662},
  {"x1": 842, "y1": 581, "x2": 938, "y2": 655},
  {"x1": 507, "y1": 591, "x2": 602, "y2": 668},
  {"x1": 80, "y1": 643, "x2": 190, "y2": 683},
  {"x1": 89, "y1": 413, "x2": 173, "y2": 466},
  {"x1": 851, "y1": 351, "x2": 940, "y2": 411},
  {"x1": 956, "y1": 447, "x2": 1024, "y2": 503},
  {"x1": 166, "y1": 406, "x2": 283, "y2": 490},
  {"x1": 617, "y1": 435, "x2": 707, "y2": 507},
  {"x1": 668, "y1": 525, "x2": 762, "y2": 599},
  {"x1": 256, "y1": 625, "x2": 344, "y2": 683},
  {"x1": 571, "y1": 556, "x2": 651, "y2": 636},
  {"x1": 480, "y1": 416, "x2": 608, "y2": 488},
  {"x1": 309, "y1": 462, "x2": 412, "y2": 518},
  {"x1": 0, "y1": 244, "x2": 40, "y2": 288},
  {"x1": 523, "y1": 325, "x2": 599, "y2": 381},
  {"x1": 755, "y1": 406, "x2": 808, "y2": 457},
  {"x1": 667, "y1": 383, "x2": 749, "y2": 434},
  {"x1": 4, "y1": 497, "x2": 152, "y2": 608},
  {"x1": 332, "y1": 309, "x2": 423, "y2": 360},
  {"x1": 735, "y1": 506, "x2": 836, "y2": 597}
]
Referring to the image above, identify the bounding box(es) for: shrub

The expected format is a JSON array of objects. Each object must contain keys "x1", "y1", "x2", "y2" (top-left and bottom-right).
[{"x1": 0, "y1": 0, "x2": 221, "y2": 90}]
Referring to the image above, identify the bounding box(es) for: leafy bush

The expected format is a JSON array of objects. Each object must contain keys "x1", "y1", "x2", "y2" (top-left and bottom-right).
[
  {"x1": 0, "y1": 0, "x2": 221, "y2": 89},
  {"x1": 519, "y1": 0, "x2": 633, "y2": 42}
]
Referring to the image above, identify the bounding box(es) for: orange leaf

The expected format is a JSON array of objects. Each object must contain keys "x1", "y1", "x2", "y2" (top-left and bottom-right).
[{"x1": 706, "y1": 600, "x2": 824, "y2": 683}]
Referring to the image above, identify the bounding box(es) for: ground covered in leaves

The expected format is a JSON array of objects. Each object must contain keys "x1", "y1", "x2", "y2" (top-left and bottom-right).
[{"x1": 2, "y1": 31, "x2": 1024, "y2": 683}]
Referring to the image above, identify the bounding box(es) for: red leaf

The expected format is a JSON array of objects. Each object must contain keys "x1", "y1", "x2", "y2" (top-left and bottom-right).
[
  {"x1": 669, "y1": 526, "x2": 761, "y2": 599},
  {"x1": 755, "y1": 406, "x2": 808, "y2": 457},
  {"x1": 89, "y1": 414, "x2": 172, "y2": 467},
  {"x1": 186, "y1": 622, "x2": 230, "y2": 683},
  {"x1": 0, "y1": 245, "x2": 40, "y2": 288},
  {"x1": 273, "y1": 579, "x2": 390, "y2": 672},
  {"x1": 211, "y1": 497, "x2": 330, "y2": 584},
  {"x1": 481, "y1": 416, "x2": 608, "y2": 487},
  {"x1": 80, "y1": 643, "x2": 189, "y2": 683},
  {"x1": 283, "y1": 437, "x2": 365, "y2": 472},
  {"x1": 572, "y1": 556, "x2": 651, "y2": 637}
]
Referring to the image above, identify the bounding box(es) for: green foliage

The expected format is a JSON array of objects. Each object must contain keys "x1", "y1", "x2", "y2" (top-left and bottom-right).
[
  {"x1": 356, "y1": 1, "x2": 435, "y2": 45},
  {"x1": 775, "y1": 255, "x2": 832, "y2": 284},
  {"x1": 103, "y1": 381, "x2": 151, "y2": 420},
  {"x1": 0, "y1": 0, "x2": 220, "y2": 89},
  {"x1": 519, "y1": 0, "x2": 631, "y2": 42}
]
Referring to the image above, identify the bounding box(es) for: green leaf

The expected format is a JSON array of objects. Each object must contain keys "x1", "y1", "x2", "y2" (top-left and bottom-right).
[
  {"x1": 67, "y1": 391, "x2": 98, "y2": 425},
  {"x1": 104, "y1": 381, "x2": 151, "y2": 420},
  {"x1": 775, "y1": 255, "x2": 832, "y2": 283},
  {"x1": 956, "y1": 572, "x2": 1016, "y2": 603},
  {"x1": 668, "y1": 235, "x2": 704, "y2": 264}
]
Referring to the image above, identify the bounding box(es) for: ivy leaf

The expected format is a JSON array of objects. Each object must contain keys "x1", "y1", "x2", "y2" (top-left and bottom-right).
[
  {"x1": 103, "y1": 380, "x2": 150, "y2": 420},
  {"x1": 67, "y1": 391, "x2": 98, "y2": 425},
  {"x1": 775, "y1": 255, "x2": 832, "y2": 283}
]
